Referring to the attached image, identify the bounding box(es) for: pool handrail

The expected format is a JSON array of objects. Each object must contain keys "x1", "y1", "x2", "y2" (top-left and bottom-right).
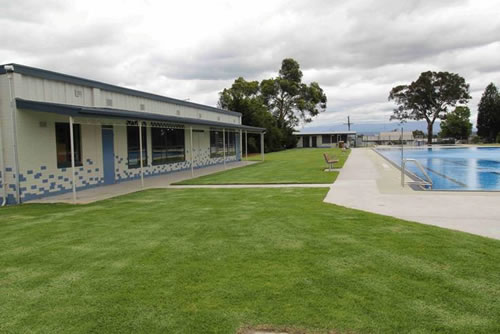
[{"x1": 401, "y1": 158, "x2": 433, "y2": 189}]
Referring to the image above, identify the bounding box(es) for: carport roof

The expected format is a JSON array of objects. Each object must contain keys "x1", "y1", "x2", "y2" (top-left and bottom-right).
[{"x1": 16, "y1": 98, "x2": 266, "y2": 133}]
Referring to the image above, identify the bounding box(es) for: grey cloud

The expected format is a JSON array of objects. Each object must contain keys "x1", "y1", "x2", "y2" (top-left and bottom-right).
[{"x1": 1, "y1": 0, "x2": 499, "y2": 125}]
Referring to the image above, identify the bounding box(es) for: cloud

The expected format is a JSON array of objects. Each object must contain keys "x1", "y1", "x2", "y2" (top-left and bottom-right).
[{"x1": 1, "y1": 0, "x2": 499, "y2": 126}]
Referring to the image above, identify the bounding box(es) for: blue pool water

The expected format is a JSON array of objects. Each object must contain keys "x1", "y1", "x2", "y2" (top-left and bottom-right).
[{"x1": 377, "y1": 147, "x2": 500, "y2": 191}]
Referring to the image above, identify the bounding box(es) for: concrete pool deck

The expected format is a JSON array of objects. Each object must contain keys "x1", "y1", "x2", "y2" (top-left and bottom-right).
[{"x1": 324, "y1": 148, "x2": 500, "y2": 240}]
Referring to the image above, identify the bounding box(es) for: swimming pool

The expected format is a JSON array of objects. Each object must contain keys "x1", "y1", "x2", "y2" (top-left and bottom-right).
[{"x1": 376, "y1": 147, "x2": 500, "y2": 191}]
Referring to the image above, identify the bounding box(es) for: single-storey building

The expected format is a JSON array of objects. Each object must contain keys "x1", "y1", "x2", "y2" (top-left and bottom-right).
[
  {"x1": 0, "y1": 64, "x2": 265, "y2": 205},
  {"x1": 362, "y1": 131, "x2": 415, "y2": 146},
  {"x1": 293, "y1": 131, "x2": 357, "y2": 148}
]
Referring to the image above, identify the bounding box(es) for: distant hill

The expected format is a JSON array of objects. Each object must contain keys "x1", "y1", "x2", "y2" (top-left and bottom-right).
[{"x1": 299, "y1": 121, "x2": 441, "y2": 135}]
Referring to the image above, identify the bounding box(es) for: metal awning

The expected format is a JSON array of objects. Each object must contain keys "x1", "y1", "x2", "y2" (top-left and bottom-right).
[{"x1": 16, "y1": 98, "x2": 266, "y2": 133}]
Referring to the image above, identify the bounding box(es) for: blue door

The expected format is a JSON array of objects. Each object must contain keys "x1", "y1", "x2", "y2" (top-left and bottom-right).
[{"x1": 101, "y1": 126, "x2": 115, "y2": 185}]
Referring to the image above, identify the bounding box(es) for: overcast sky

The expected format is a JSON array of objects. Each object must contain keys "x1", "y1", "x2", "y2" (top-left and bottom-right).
[{"x1": 1, "y1": 0, "x2": 499, "y2": 129}]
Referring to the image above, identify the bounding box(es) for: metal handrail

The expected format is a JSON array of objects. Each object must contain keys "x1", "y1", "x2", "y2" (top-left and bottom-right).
[{"x1": 401, "y1": 158, "x2": 433, "y2": 189}]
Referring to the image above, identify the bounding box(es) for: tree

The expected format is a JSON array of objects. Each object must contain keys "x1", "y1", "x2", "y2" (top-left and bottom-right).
[
  {"x1": 388, "y1": 71, "x2": 471, "y2": 144},
  {"x1": 412, "y1": 130, "x2": 424, "y2": 138},
  {"x1": 439, "y1": 106, "x2": 472, "y2": 140},
  {"x1": 218, "y1": 59, "x2": 326, "y2": 151},
  {"x1": 218, "y1": 77, "x2": 289, "y2": 152},
  {"x1": 477, "y1": 83, "x2": 500, "y2": 142},
  {"x1": 260, "y1": 58, "x2": 327, "y2": 129}
]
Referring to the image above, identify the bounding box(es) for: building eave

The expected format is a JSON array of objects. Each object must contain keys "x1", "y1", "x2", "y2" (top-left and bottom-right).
[{"x1": 15, "y1": 98, "x2": 265, "y2": 132}]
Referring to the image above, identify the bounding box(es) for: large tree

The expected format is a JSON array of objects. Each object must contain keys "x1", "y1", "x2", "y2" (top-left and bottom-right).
[
  {"x1": 218, "y1": 77, "x2": 289, "y2": 152},
  {"x1": 439, "y1": 106, "x2": 472, "y2": 140},
  {"x1": 389, "y1": 71, "x2": 471, "y2": 144},
  {"x1": 218, "y1": 59, "x2": 327, "y2": 151},
  {"x1": 260, "y1": 58, "x2": 327, "y2": 129},
  {"x1": 476, "y1": 83, "x2": 500, "y2": 142}
]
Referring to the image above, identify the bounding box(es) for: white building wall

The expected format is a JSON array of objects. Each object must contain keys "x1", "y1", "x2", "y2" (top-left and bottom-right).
[
  {"x1": 15, "y1": 74, "x2": 241, "y2": 124},
  {"x1": 0, "y1": 71, "x2": 242, "y2": 204}
]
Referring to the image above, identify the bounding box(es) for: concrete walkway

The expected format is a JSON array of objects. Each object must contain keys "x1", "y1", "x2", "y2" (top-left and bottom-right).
[
  {"x1": 28, "y1": 161, "x2": 258, "y2": 204},
  {"x1": 171, "y1": 184, "x2": 330, "y2": 189},
  {"x1": 324, "y1": 148, "x2": 500, "y2": 240}
]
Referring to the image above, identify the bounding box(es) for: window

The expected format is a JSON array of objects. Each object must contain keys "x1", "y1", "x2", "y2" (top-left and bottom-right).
[
  {"x1": 210, "y1": 130, "x2": 236, "y2": 157},
  {"x1": 55, "y1": 123, "x2": 82, "y2": 168},
  {"x1": 225, "y1": 131, "x2": 236, "y2": 156},
  {"x1": 127, "y1": 124, "x2": 147, "y2": 168},
  {"x1": 322, "y1": 135, "x2": 331, "y2": 144},
  {"x1": 152, "y1": 127, "x2": 185, "y2": 165},
  {"x1": 210, "y1": 130, "x2": 224, "y2": 157}
]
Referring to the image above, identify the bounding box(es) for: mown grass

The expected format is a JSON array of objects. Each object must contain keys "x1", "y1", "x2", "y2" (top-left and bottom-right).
[
  {"x1": 0, "y1": 188, "x2": 499, "y2": 333},
  {"x1": 177, "y1": 148, "x2": 350, "y2": 185}
]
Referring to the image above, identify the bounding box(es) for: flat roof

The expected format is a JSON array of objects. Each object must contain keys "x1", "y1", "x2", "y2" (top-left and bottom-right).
[
  {"x1": 293, "y1": 131, "x2": 356, "y2": 135},
  {"x1": 1, "y1": 63, "x2": 241, "y2": 117},
  {"x1": 16, "y1": 98, "x2": 265, "y2": 132}
]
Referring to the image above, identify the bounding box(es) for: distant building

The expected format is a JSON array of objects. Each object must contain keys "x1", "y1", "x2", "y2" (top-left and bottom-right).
[
  {"x1": 362, "y1": 131, "x2": 416, "y2": 145},
  {"x1": 293, "y1": 131, "x2": 357, "y2": 148}
]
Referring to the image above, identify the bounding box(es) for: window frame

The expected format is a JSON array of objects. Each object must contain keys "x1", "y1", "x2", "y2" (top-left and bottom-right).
[
  {"x1": 151, "y1": 127, "x2": 186, "y2": 165},
  {"x1": 210, "y1": 129, "x2": 225, "y2": 158},
  {"x1": 225, "y1": 131, "x2": 236, "y2": 156},
  {"x1": 55, "y1": 122, "x2": 83, "y2": 169},
  {"x1": 127, "y1": 123, "x2": 148, "y2": 169}
]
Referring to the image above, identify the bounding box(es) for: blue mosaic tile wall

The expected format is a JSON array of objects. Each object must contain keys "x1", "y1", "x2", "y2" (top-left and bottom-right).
[
  {"x1": 114, "y1": 148, "x2": 237, "y2": 182},
  {"x1": 0, "y1": 148, "x2": 239, "y2": 204}
]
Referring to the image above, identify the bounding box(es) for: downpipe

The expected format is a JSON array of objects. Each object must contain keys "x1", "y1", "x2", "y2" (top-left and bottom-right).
[
  {"x1": 0, "y1": 67, "x2": 11, "y2": 206},
  {"x1": 4, "y1": 65, "x2": 21, "y2": 204},
  {"x1": 0, "y1": 112, "x2": 6, "y2": 206}
]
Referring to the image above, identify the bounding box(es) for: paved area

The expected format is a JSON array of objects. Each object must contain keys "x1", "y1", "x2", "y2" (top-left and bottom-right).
[
  {"x1": 28, "y1": 161, "x2": 257, "y2": 204},
  {"x1": 171, "y1": 184, "x2": 330, "y2": 189},
  {"x1": 324, "y1": 148, "x2": 500, "y2": 240}
]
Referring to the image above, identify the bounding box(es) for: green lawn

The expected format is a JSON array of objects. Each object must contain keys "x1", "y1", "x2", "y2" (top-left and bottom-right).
[
  {"x1": 177, "y1": 148, "x2": 350, "y2": 185},
  {"x1": 1, "y1": 188, "x2": 499, "y2": 333}
]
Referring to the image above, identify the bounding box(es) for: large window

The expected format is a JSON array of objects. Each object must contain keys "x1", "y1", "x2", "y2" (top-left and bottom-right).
[
  {"x1": 322, "y1": 135, "x2": 331, "y2": 144},
  {"x1": 152, "y1": 127, "x2": 185, "y2": 165},
  {"x1": 55, "y1": 122, "x2": 82, "y2": 168},
  {"x1": 127, "y1": 124, "x2": 147, "y2": 169}
]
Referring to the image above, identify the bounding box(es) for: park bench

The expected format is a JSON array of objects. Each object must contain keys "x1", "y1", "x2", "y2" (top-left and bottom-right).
[{"x1": 323, "y1": 153, "x2": 339, "y2": 172}]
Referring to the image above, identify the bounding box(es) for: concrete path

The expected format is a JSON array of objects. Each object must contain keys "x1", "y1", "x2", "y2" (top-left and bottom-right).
[
  {"x1": 28, "y1": 161, "x2": 258, "y2": 204},
  {"x1": 324, "y1": 148, "x2": 500, "y2": 240},
  {"x1": 171, "y1": 184, "x2": 330, "y2": 189}
]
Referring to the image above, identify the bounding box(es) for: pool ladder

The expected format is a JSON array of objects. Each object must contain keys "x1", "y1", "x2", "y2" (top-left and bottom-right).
[{"x1": 401, "y1": 158, "x2": 433, "y2": 190}]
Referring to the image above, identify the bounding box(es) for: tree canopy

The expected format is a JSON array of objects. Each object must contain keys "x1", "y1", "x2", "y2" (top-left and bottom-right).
[
  {"x1": 439, "y1": 106, "x2": 472, "y2": 140},
  {"x1": 476, "y1": 83, "x2": 500, "y2": 142},
  {"x1": 218, "y1": 59, "x2": 327, "y2": 152},
  {"x1": 388, "y1": 71, "x2": 471, "y2": 144},
  {"x1": 260, "y1": 59, "x2": 327, "y2": 128}
]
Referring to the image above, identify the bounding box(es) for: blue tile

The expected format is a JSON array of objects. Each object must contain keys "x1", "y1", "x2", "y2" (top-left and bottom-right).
[
  {"x1": 49, "y1": 174, "x2": 55, "y2": 179},
  {"x1": 27, "y1": 170, "x2": 33, "y2": 175},
  {"x1": 6, "y1": 167, "x2": 12, "y2": 172},
  {"x1": 34, "y1": 173, "x2": 42, "y2": 179},
  {"x1": 41, "y1": 166, "x2": 47, "y2": 170}
]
